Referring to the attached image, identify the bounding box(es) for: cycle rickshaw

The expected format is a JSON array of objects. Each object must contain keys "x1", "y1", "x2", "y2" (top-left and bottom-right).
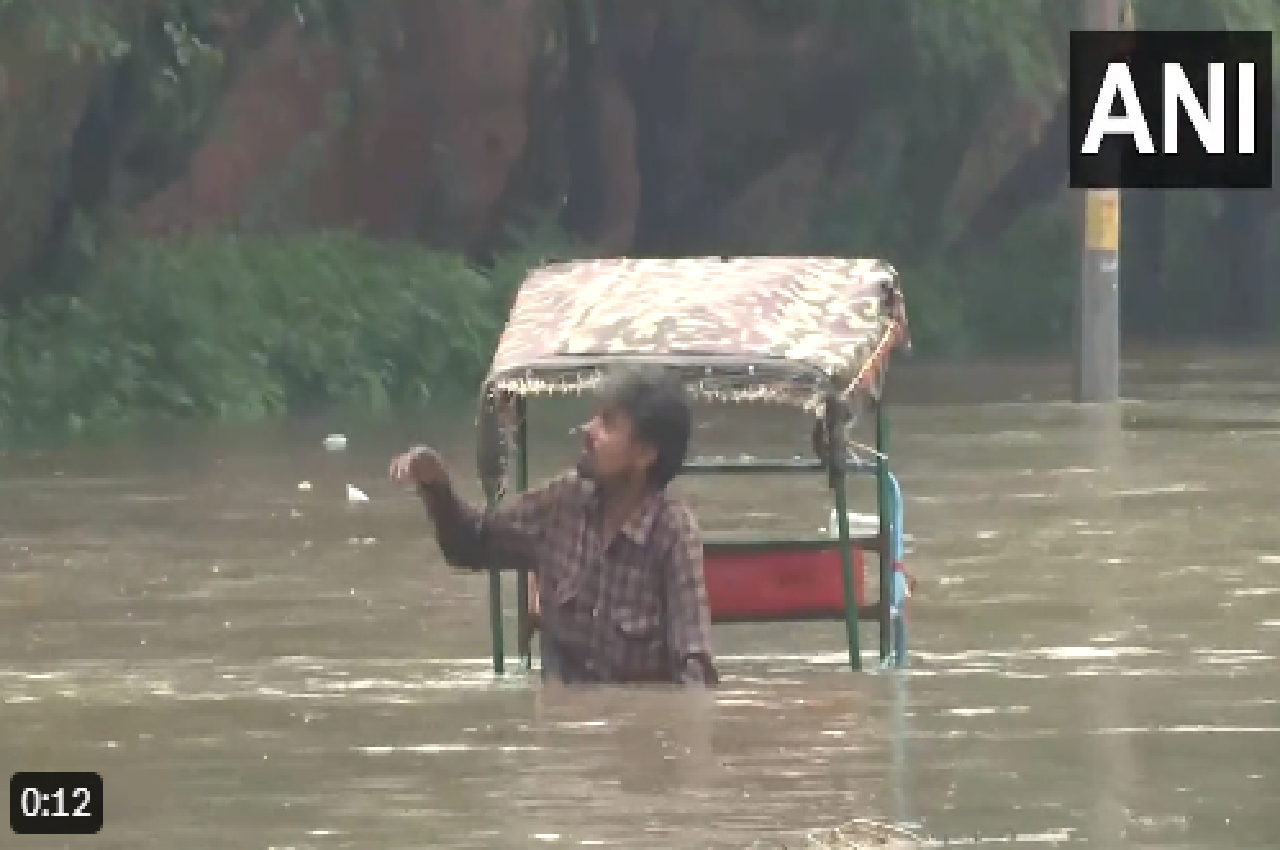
[{"x1": 471, "y1": 256, "x2": 912, "y2": 674}]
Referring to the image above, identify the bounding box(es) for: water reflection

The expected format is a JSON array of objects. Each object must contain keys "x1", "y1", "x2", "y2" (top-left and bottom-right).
[{"x1": 2, "y1": 350, "x2": 1279, "y2": 848}]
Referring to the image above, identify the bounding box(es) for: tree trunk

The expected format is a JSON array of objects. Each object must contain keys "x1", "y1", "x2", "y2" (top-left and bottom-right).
[
  {"x1": 4, "y1": 1, "x2": 293, "y2": 306},
  {"x1": 945, "y1": 94, "x2": 1069, "y2": 259},
  {"x1": 558, "y1": 0, "x2": 605, "y2": 242},
  {"x1": 627, "y1": 9, "x2": 696, "y2": 254}
]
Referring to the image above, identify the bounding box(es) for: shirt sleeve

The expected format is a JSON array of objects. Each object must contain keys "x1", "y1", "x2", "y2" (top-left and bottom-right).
[
  {"x1": 662, "y1": 504, "x2": 719, "y2": 686},
  {"x1": 437, "y1": 472, "x2": 575, "y2": 571}
]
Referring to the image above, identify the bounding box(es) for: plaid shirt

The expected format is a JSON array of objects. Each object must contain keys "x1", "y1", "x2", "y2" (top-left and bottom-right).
[{"x1": 428, "y1": 471, "x2": 717, "y2": 685}]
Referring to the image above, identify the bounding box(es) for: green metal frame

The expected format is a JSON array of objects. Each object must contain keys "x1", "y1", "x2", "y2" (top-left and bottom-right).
[{"x1": 483, "y1": 395, "x2": 897, "y2": 674}]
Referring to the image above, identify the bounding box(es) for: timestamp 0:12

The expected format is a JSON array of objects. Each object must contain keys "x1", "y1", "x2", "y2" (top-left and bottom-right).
[{"x1": 10, "y1": 772, "x2": 104, "y2": 835}]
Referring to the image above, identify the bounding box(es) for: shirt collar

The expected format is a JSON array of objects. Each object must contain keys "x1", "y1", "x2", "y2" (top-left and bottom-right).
[{"x1": 580, "y1": 476, "x2": 663, "y2": 545}]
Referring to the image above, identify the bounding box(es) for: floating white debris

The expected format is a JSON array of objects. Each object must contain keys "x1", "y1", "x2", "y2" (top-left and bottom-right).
[
  {"x1": 324, "y1": 434, "x2": 348, "y2": 451},
  {"x1": 346, "y1": 484, "x2": 369, "y2": 503},
  {"x1": 298, "y1": 480, "x2": 312, "y2": 491}
]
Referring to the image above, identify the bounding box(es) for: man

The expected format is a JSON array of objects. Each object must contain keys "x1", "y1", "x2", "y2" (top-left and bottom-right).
[{"x1": 389, "y1": 366, "x2": 717, "y2": 686}]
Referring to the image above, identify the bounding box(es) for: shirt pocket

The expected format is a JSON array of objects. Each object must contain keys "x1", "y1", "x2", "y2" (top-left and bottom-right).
[
  {"x1": 606, "y1": 605, "x2": 668, "y2": 681},
  {"x1": 612, "y1": 606, "x2": 663, "y2": 643}
]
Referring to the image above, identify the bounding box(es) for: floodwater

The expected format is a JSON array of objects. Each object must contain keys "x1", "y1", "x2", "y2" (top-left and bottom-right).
[{"x1": 2, "y1": 349, "x2": 1278, "y2": 849}]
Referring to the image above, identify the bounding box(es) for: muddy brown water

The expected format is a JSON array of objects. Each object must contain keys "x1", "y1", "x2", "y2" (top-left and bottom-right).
[{"x1": 2, "y1": 350, "x2": 1278, "y2": 848}]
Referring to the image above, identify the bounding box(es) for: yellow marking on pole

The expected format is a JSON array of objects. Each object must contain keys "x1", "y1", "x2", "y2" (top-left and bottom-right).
[{"x1": 1085, "y1": 189, "x2": 1120, "y2": 252}]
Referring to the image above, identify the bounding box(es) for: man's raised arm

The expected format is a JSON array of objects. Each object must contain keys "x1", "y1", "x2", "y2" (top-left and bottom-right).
[{"x1": 391, "y1": 446, "x2": 567, "y2": 570}]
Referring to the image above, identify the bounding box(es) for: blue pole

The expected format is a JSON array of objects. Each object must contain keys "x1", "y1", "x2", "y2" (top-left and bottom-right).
[{"x1": 886, "y1": 470, "x2": 909, "y2": 667}]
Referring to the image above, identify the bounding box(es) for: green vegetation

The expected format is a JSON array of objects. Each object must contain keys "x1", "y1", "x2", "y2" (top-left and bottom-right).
[{"x1": 0, "y1": 235, "x2": 506, "y2": 440}]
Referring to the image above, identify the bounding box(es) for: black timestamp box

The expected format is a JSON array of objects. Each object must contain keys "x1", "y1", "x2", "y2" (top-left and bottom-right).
[{"x1": 10, "y1": 772, "x2": 104, "y2": 835}]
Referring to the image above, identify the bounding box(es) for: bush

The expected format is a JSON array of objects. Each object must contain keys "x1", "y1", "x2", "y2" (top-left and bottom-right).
[{"x1": 0, "y1": 232, "x2": 505, "y2": 441}]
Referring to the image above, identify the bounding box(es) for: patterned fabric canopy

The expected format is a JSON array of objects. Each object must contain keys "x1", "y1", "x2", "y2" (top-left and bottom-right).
[
  {"x1": 483, "y1": 256, "x2": 908, "y2": 406},
  {"x1": 472, "y1": 256, "x2": 909, "y2": 494}
]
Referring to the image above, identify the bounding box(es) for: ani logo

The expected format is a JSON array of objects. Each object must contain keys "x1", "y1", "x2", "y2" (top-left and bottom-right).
[{"x1": 1069, "y1": 30, "x2": 1273, "y2": 189}]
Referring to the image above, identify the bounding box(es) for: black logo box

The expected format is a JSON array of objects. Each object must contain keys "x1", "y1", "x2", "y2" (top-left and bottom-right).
[{"x1": 1070, "y1": 30, "x2": 1273, "y2": 190}]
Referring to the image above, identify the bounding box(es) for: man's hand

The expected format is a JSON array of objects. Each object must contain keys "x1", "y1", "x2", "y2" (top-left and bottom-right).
[
  {"x1": 389, "y1": 446, "x2": 447, "y2": 487},
  {"x1": 390, "y1": 445, "x2": 484, "y2": 566}
]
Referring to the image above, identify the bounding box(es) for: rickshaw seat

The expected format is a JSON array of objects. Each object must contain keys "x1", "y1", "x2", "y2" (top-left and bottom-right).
[
  {"x1": 702, "y1": 537, "x2": 877, "y2": 622},
  {"x1": 518, "y1": 535, "x2": 883, "y2": 653}
]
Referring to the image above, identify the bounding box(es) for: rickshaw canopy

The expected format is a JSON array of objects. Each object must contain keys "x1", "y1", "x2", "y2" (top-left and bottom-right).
[{"x1": 481, "y1": 256, "x2": 909, "y2": 412}]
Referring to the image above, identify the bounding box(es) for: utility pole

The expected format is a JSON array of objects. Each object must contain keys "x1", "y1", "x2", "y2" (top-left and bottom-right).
[{"x1": 1073, "y1": 0, "x2": 1128, "y2": 403}]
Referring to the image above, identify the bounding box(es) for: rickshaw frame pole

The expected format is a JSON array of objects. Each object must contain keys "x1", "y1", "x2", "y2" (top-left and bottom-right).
[
  {"x1": 828, "y1": 399, "x2": 862, "y2": 672},
  {"x1": 486, "y1": 537, "x2": 505, "y2": 675},
  {"x1": 514, "y1": 400, "x2": 531, "y2": 669},
  {"x1": 485, "y1": 402, "x2": 530, "y2": 676}
]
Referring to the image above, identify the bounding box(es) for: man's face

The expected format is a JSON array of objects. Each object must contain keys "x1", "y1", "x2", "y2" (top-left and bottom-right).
[{"x1": 576, "y1": 404, "x2": 655, "y2": 485}]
